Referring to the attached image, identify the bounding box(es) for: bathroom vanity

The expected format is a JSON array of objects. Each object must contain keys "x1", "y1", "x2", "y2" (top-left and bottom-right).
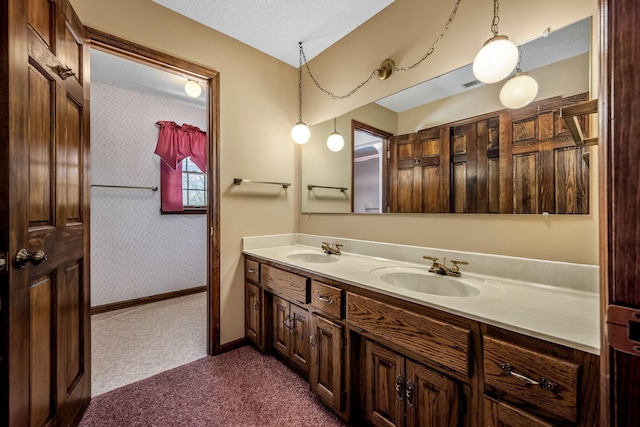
[{"x1": 243, "y1": 234, "x2": 599, "y2": 427}]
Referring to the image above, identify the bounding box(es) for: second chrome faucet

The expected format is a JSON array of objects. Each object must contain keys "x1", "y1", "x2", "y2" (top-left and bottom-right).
[{"x1": 423, "y1": 256, "x2": 468, "y2": 277}]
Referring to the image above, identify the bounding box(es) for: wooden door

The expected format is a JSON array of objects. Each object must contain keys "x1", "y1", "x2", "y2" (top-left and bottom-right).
[
  {"x1": 365, "y1": 341, "x2": 405, "y2": 427},
  {"x1": 272, "y1": 296, "x2": 290, "y2": 358},
  {"x1": 309, "y1": 314, "x2": 344, "y2": 412},
  {"x1": 0, "y1": 0, "x2": 91, "y2": 425},
  {"x1": 290, "y1": 303, "x2": 309, "y2": 373},
  {"x1": 405, "y1": 359, "x2": 459, "y2": 427},
  {"x1": 600, "y1": 0, "x2": 640, "y2": 425},
  {"x1": 245, "y1": 282, "x2": 261, "y2": 348}
]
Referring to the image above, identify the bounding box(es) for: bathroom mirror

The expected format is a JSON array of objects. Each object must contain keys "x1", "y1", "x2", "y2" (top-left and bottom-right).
[{"x1": 301, "y1": 17, "x2": 592, "y2": 214}]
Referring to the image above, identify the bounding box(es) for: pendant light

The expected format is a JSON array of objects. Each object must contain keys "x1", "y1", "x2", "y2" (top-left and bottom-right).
[
  {"x1": 291, "y1": 42, "x2": 310, "y2": 144},
  {"x1": 472, "y1": 0, "x2": 518, "y2": 84},
  {"x1": 326, "y1": 118, "x2": 344, "y2": 152},
  {"x1": 499, "y1": 48, "x2": 539, "y2": 109}
]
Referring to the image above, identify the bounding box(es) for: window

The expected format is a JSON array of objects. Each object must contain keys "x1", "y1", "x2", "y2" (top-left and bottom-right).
[{"x1": 182, "y1": 157, "x2": 207, "y2": 211}]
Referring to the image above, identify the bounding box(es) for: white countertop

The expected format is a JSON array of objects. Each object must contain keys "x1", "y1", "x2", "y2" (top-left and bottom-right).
[{"x1": 243, "y1": 234, "x2": 601, "y2": 355}]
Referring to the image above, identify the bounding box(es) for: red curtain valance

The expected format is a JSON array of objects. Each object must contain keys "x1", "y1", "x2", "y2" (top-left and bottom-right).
[{"x1": 155, "y1": 121, "x2": 207, "y2": 212}]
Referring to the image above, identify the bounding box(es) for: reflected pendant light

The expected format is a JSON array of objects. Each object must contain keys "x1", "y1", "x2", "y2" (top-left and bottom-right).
[
  {"x1": 291, "y1": 42, "x2": 310, "y2": 144},
  {"x1": 500, "y1": 72, "x2": 538, "y2": 109},
  {"x1": 472, "y1": 0, "x2": 518, "y2": 84},
  {"x1": 326, "y1": 118, "x2": 345, "y2": 152},
  {"x1": 184, "y1": 80, "x2": 202, "y2": 98},
  {"x1": 499, "y1": 47, "x2": 539, "y2": 109}
]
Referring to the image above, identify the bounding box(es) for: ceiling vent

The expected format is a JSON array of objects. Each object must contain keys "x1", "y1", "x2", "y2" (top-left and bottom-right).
[{"x1": 462, "y1": 79, "x2": 481, "y2": 88}]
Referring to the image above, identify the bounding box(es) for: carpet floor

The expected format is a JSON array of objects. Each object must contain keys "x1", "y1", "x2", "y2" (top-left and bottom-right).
[{"x1": 80, "y1": 345, "x2": 349, "y2": 426}]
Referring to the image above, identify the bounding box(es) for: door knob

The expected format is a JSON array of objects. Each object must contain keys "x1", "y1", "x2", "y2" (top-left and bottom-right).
[{"x1": 15, "y1": 249, "x2": 48, "y2": 269}]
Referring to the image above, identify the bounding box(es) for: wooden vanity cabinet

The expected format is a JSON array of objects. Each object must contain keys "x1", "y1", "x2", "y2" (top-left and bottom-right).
[
  {"x1": 244, "y1": 258, "x2": 265, "y2": 350},
  {"x1": 273, "y1": 295, "x2": 310, "y2": 374},
  {"x1": 482, "y1": 326, "x2": 599, "y2": 426},
  {"x1": 365, "y1": 340, "x2": 460, "y2": 427},
  {"x1": 309, "y1": 313, "x2": 345, "y2": 414},
  {"x1": 484, "y1": 396, "x2": 553, "y2": 427}
]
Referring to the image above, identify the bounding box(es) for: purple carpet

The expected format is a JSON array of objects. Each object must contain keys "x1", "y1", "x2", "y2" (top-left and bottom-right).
[{"x1": 80, "y1": 345, "x2": 349, "y2": 426}]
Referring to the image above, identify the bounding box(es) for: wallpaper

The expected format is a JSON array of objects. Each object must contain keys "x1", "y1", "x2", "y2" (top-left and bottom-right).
[{"x1": 90, "y1": 81, "x2": 207, "y2": 307}]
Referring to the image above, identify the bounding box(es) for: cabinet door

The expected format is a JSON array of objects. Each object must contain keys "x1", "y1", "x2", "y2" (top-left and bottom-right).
[
  {"x1": 245, "y1": 282, "x2": 262, "y2": 348},
  {"x1": 290, "y1": 304, "x2": 310, "y2": 373},
  {"x1": 405, "y1": 360, "x2": 460, "y2": 427},
  {"x1": 484, "y1": 396, "x2": 553, "y2": 427},
  {"x1": 310, "y1": 314, "x2": 344, "y2": 412},
  {"x1": 272, "y1": 296, "x2": 290, "y2": 358},
  {"x1": 365, "y1": 341, "x2": 405, "y2": 427}
]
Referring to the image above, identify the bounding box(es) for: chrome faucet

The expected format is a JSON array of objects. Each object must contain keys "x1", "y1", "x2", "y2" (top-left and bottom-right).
[
  {"x1": 423, "y1": 256, "x2": 468, "y2": 277},
  {"x1": 321, "y1": 242, "x2": 343, "y2": 255}
]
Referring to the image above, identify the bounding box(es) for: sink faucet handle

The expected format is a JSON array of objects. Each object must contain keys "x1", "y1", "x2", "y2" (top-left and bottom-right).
[
  {"x1": 450, "y1": 259, "x2": 469, "y2": 273},
  {"x1": 422, "y1": 255, "x2": 439, "y2": 264}
]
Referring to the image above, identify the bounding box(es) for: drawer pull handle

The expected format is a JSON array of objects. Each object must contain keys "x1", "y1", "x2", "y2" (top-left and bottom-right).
[
  {"x1": 395, "y1": 375, "x2": 404, "y2": 400},
  {"x1": 499, "y1": 363, "x2": 555, "y2": 390},
  {"x1": 247, "y1": 268, "x2": 255, "y2": 273},
  {"x1": 317, "y1": 294, "x2": 334, "y2": 304}
]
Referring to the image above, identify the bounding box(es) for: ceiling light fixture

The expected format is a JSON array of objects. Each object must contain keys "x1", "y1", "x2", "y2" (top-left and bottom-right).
[
  {"x1": 326, "y1": 118, "x2": 345, "y2": 152},
  {"x1": 291, "y1": 42, "x2": 310, "y2": 145},
  {"x1": 499, "y1": 48, "x2": 539, "y2": 109},
  {"x1": 184, "y1": 80, "x2": 202, "y2": 98},
  {"x1": 472, "y1": 0, "x2": 518, "y2": 84}
]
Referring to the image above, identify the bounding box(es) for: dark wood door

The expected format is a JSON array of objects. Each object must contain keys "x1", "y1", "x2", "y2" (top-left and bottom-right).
[
  {"x1": 245, "y1": 281, "x2": 261, "y2": 348},
  {"x1": 309, "y1": 314, "x2": 343, "y2": 412},
  {"x1": 405, "y1": 359, "x2": 459, "y2": 427},
  {"x1": 600, "y1": 0, "x2": 640, "y2": 425},
  {"x1": 0, "y1": 0, "x2": 91, "y2": 425},
  {"x1": 290, "y1": 303, "x2": 309, "y2": 373},
  {"x1": 365, "y1": 341, "x2": 405, "y2": 427}
]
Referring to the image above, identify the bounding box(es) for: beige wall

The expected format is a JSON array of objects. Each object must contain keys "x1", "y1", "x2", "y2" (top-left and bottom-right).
[
  {"x1": 298, "y1": 0, "x2": 599, "y2": 266},
  {"x1": 71, "y1": 0, "x2": 299, "y2": 345},
  {"x1": 73, "y1": 0, "x2": 600, "y2": 349}
]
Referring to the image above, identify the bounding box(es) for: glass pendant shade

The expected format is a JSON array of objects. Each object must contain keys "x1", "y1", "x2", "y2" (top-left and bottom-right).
[
  {"x1": 291, "y1": 122, "x2": 310, "y2": 144},
  {"x1": 184, "y1": 80, "x2": 202, "y2": 98},
  {"x1": 499, "y1": 72, "x2": 539, "y2": 109},
  {"x1": 472, "y1": 36, "x2": 519, "y2": 84},
  {"x1": 326, "y1": 132, "x2": 345, "y2": 152}
]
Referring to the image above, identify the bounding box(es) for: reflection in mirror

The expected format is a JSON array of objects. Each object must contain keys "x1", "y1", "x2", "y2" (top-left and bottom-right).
[{"x1": 301, "y1": 17, "x2": 592, "y2": 214}]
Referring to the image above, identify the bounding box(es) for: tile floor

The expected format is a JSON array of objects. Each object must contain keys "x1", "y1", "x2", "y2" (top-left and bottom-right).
[{"x1": 90, "y1": 292, "x2": 208, "y2": 396}]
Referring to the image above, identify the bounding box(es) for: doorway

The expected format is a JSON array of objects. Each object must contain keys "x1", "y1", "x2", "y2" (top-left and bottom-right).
[
  {"x1": 87, "y1": 29, "x2": 221, "y2": 384},
  {"x1": 352, "y1": 121, "x2": 393, "y2": 213}
]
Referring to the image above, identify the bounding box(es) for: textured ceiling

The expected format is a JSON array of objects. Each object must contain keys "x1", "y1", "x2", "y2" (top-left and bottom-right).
[{"x1": 151, "y1": 0, "x2": 395, "y2": 67}]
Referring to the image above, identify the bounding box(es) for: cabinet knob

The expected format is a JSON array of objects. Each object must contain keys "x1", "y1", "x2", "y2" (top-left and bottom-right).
[
  {"x1": 405, "y1": 380, "x2": 415, "y2": 407},
  {"x1": 310, "y1": 332, "x2": 317, "y2": 348}
]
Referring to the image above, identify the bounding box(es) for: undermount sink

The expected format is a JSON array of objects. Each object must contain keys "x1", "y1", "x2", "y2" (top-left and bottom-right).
[
  {"x1": 370, "y1": 267, "x2": 481, "y2": 297},
  {"x1": 286, "y1": 252, "x2": 339, "y2": 264}
]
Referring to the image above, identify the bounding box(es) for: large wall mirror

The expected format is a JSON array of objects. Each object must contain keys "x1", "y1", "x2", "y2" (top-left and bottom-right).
[{"x1": 301, "y1": 17, "x2": 592, "y2": 214}]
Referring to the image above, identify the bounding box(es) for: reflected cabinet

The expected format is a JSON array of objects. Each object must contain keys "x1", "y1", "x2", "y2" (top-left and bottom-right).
[{"x1": 389, "y1": 93, "x2": 590, "y2": 214}]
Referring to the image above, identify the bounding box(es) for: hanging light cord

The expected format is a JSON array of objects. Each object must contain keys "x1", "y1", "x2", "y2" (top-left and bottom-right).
[
  {"x1": 299, "y1": 0, "x2": 461, "y2": 100},
  {"x1": 490, "y1": 0, "x2": 501, "y2": 37},
  {"x1": 297, "y1": 43, "x2": 303, "y2": 122}
]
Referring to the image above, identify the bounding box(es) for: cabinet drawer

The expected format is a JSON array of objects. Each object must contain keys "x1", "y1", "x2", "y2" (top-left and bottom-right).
[
  {"x1": 245, "y1": 259, "x2": 260, "y2": 283},
  {"x1": 483, "y1": 336, "x2": 579, "y2": 423},
  {"x1": 311, "y1": 280, "x2": 343, "y2": 319},
  {"x1": 484, "y1": 396, "x2": 553, "y2": 427},
  {"x1": 262, "y1": 264, "x2": 309, "y2": 304},
  {"x1": 347, "y1": 292, "x2": 471, "y2": 376}
]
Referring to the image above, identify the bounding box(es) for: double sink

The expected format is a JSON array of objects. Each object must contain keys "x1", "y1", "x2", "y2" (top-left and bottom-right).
[{"x1": 285, "y1": 251, "x2": 491, "y2": 298}]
